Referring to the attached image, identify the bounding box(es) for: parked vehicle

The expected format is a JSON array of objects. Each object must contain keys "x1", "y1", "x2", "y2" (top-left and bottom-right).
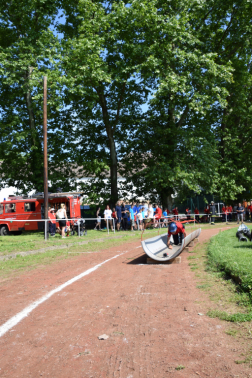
[{"x1": 0, "y1": 192, "x2": 84, "y2": 236}]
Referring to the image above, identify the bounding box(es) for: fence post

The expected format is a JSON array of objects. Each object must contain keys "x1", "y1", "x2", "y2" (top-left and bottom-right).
[
  {"x1": 226, "y1": 212, "x2": 227, "y2": 224},
  {"x1": 113, "y1": 218, "x2": 115, "y2": 233},
  {"x1": 44, "y1": 219, "x2": 48, "y2": 240},
  {"x1": 78, "y1": 221, "x2": 80, "y2": 237},
  {"x1": 194, "y1": 214, "x2": 195, "y2": 226},
  {"x1": 107, "y1": 219, "x2": 109, "y2": 234}
]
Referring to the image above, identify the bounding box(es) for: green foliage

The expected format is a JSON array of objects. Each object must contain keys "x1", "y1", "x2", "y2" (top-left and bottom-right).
[
  {"x1": 0, "y1": 0, "x2": 252, "y2": 204},
  {"x1": 0, "y1": 0, "x2": 75, "y2": 193},
  {"x1": 206, "y1": 228, "x2": 252, "y2": 322}
]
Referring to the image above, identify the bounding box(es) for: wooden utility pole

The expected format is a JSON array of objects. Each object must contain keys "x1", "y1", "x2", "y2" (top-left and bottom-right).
[{"x1": 43, "y1": 76, "x2": 48, "y2": 240}]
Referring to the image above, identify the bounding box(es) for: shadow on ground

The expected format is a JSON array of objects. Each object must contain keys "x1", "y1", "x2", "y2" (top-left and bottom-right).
[{"x1": 124, "y1": 254, "x2": 147, "y2": 265}]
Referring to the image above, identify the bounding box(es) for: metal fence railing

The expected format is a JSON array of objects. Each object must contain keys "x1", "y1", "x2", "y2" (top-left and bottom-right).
[{"x1": 0, "y1": 217, "x2": 116, "y2": 240}]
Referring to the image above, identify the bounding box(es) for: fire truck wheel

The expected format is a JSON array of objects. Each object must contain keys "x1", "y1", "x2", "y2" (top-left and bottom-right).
[{"x1": 0, "y1": 226, "x2": 10, "y2": 236}]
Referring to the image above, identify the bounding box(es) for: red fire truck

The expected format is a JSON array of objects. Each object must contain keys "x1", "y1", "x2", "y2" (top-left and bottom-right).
[{"x1": 0, "y1": 192, "x2": 84, "y2": 236}]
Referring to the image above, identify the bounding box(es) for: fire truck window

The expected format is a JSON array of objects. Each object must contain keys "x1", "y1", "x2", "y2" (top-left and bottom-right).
[
  {"x1": 0, "y1": 204, "x2": 3, "y2": 215},
  {"x1": 5, "y1": 204, "x2": 16, "y2": 213},
  {"x1": 25, "y1": 203, "x2": 36, "y2": 212}
]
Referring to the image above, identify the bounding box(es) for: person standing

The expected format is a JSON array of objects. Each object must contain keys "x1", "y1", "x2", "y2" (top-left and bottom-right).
[
  {"x1": 48, "y1": 207, "x2": 56, "y2": 237},
  {"x1": 167, "y1": 221, "x2": 187, "y2": 249},
  {"x1": 172, "y1": 207, "x2": 179, "y2": 220},
  {"x1": 233, "y1": 204, "x2": 238, "y2": 222},
  {"x1": 112, "y1": 207, "x2": 117, "y2": 230},
  {"x1": 143, "y1": 202, "x2": 148, "y2": 218},
  {"x1": 237, "y1": 203, "x2": 244, "y2": 224},
  {"x1": 56, "y1": 203, "x2": 68, "y2": 238},
  {"x1": 221, "y1": 204, "x2": 227, "y2": 222},
  {"x1": 246, "y1": 202, "x2": 250, "y2": 222},
  {"x1": 249, "y1": 202, "x2": 252, "y2": 222},
  {"x1": 115, "y1": 201, "x2": 122, "y2": 231},
  {"x1": 144, "y1": 206, "x2": 154, "y2": 229},
  {"x1": 154, "y1": 204, "x2": 162, "y2": 227},
  {"x1": 121, "y1": 201, "x2": 128, "y2": 231},
  {"x1": 129, "y1": 204, "x2": 135, "y2": 231},
  {"x1": 162, "y1": 208, "x2": 168, "y2": 227},
  {"x1": 137, "y1": 208, "x2": 144, "y2": 231},
  {"x1": 104, "y1": 205, "x2": 113, "y2": 231},
  {"x1": 94, "y1": 206, "x2": 101, "y2": 230},
  {"x1": 227, "y1": 204, "x2": 233, "y2": 222},
  {"x1": 194, "y1": 207, "x2": 199, "y2": 223},
  {"x1": 209, "y1": 201, "x2": 216, "y2": 225}
]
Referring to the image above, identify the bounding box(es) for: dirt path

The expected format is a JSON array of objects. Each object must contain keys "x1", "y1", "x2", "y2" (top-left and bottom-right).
[{"x1": 0, "y1": 227, "x2": 251, "y2": 377}]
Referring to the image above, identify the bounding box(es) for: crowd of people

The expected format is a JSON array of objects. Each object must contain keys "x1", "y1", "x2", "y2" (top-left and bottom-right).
[
  {"x1": 48, "y1": 200, "x2": 252, "y2": 237},
  {"x1": 93, "y1": 200, "x2": 252, "y2": 232},
  {"x1": 94, "y1": 201, "x2": 172, "y2": 232},
  {"x1": 204, "y1": 201, "x2": 252, "y2": 224}
]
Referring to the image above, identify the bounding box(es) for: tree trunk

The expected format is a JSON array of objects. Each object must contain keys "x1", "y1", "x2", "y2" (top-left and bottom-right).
[
  {"x1": 160, "y1": 190, "x2": 173, "y2": 211},
  {"x1": 98, "y1": 90, "x2": 118, "y2": 204}
]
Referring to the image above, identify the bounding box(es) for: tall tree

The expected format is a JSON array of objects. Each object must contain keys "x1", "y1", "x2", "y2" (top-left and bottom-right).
[
  {"x1": 0, "y1": 0, "x2": 73, "y2": 194},
  {"x1": 59, "y1": 0, "x2": 207, "y2": 203},
  {"x1": 120, "y1": 0, "x2": 234, "y2": 207}
]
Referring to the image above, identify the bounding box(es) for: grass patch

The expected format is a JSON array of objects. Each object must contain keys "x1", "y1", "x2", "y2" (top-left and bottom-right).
[
  {"x1": 188, "y1": 227, "x2": 252, "y2": 365},
  {"x1": 207, "y1": 309, "x2": 252, "y2": 323},
  {"x1": 208, "y1": 228, "x2": 252, "y2": 295},
  {"x1": 0, "y1": 249, "x2": 70, "y2": 278},
  {"x1": 0, "y1": 229, "x2": 164, "y2": 256},
  {"x1": 196, "y1": 283, "x2": 211, "y2": 290},
  {"x1": 225, "y1": 328, "x2": 238, "y2": 336},
  {"x1": 175, "y1": 365, "x2": 185, "y2": 371},
  {"x1": 0, "y1": 228, "x2": 162, "y2": 277}
]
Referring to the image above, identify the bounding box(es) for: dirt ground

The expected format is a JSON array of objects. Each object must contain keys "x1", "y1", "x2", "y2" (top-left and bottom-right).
[{"x1": 0, "y1": 226, "x2": 251, "y2": 378}]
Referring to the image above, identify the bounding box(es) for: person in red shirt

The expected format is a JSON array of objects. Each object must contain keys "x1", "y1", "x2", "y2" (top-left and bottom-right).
[
  {"x1": 194, "y1": 207, "x2": 199, "y2": 223},
  {"x1": 48, "y1": 207, "x2": 56, "y2": 237},
  {"x1": 167, "y1": 221, "x2": 187, "y2": 249},
  {"x1": 172, "y1": 207, "x2": 179, "y2": 220},
  {"x1": 249, "y1": 203, "x2": 252, "y2": 222},
  {"x1": 204, "y1": 206, "x2": 209, "y2": 223},
  {"x1": 154, "y1": 205, "x2": 162, "y2": 227},
  {"x1": 227, "y1": 205, "x2": 233, "y2": 222},
  {"x1": 246, "y1": 201, "x2": 250, "y2": 222},
  {"x1": 221, "y1": 205, "x2": 227, "y2": 222}
]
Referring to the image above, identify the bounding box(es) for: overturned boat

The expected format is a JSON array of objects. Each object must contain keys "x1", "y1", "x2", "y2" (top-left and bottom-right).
[{"x1": 141, "y1": 228, "x2": 201, "y2": 262}]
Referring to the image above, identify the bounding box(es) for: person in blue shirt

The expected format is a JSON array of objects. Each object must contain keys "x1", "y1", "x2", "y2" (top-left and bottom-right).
[
  {"x1": 115, "y1": 201, "x2": 122, "y2": 231},
  {"x1": 133, "y1": 202, "x2": 139, "y2": 229},
  {"x1": 163, "y1": 209, "x2": 168, "y2": 227},
  {"x1": 237, "y1": 203, "x2": 244, "y2": 224},
  {"x1": 133, "y1": 202, "x2": 138, "y2": 215},
  {"x1": 129, "y1": 204, "x2": 135, "y2": 231}
]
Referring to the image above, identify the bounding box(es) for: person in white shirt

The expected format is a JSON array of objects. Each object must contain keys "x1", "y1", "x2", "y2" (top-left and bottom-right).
[
  {"x1": 104, "y1": 205, "x2": 113, "y2": 231},
  {"x1": 137, "y1": 208, "x2": 144, "y2": 231},
  {"x1": 144, "y1": 205, "x2": 154, "y2": 229}
]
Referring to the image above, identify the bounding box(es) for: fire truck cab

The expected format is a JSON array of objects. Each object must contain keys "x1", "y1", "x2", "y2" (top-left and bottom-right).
[{"x1": 0, "y1": 192, "x2": 83, "y2": 236}]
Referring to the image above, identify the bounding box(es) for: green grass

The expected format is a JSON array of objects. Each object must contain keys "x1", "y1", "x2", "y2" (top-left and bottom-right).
[
  {"x1": 0, "y1": 228, "x2": 163, "y2": 277},
  {"x1": 205, "y1": 227, "x2": 252, "y2": 322},
  {"x1": 208, "y1": 228, "x2": 252, "y2": 294},
  {"x1": 175, "y1": 365, "x2": 185, "y2": 371},
  {"x1": 0, "y1": 228, "x2": 161, "y2": 256}
]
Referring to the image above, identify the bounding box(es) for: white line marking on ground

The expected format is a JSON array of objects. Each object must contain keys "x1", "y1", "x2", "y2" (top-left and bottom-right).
[{"x1": 0, "y1": 252, "x2": 125, "y2": 338}]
